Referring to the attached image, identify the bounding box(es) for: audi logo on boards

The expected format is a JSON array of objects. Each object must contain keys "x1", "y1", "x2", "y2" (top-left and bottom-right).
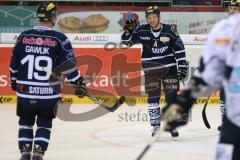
[{"x1": 93, "y1": 36, "x2": 108, "y2": 41}]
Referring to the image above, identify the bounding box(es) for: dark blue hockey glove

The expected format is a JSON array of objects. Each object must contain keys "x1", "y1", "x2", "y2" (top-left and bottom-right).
[
  {"x1": 68, "y1": 76, "x2": 87, "y2": 98},
  {"x1": 124, "y1": 18, "x2": 138, "y2": 31},
  {"x1": 121, "y1": 18, "x2": 138, "y2": 40},
  {"x1": 162, "y1": 90, "x2": 195, "y2": 131},
  {"x1": 177, "y1": 61, "x2": 189, "y2": 81}
]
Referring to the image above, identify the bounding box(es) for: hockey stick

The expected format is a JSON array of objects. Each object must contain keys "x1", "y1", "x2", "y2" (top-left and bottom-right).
[
  {"x1": 136, "y1": 121, "x2": 166, "y2": 160},
  {"x1": 87, "y1": 95, "x2": 125, "y2": 112},
  {"x1": 43, "y1": 67, "x2": 125, "y2": 112},
  {"x1": 63, "y1": 84, "x2": 125, "y2": 112},
  {"x1": 202, "y1": 96, "x2": 211, "y2": 129}
]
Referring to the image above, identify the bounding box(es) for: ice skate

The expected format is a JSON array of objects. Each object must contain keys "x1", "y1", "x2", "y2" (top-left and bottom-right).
[
  {"x1": 32, "y1": 145, "x2": 44, "y2": 160},
  {"x1": 170, "y1": 128, "x2": 179, "y2": 140},
  {"x1": 151, "y1": 126, "x2": 160, "y2": 137},
  {"x1": 32, "y1": 154, "x2": 43, "y2": 160},
  {"x1": 19, "y1": 153, "x2": 31, "y2": 160},
  {"x1": 19, "y1": 144, "x2": 32, "y2": 160}
]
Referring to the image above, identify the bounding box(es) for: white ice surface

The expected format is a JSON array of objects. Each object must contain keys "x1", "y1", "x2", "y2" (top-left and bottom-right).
[{"x1": 0, "y1": 103, "x2": 221, "y2": 160}]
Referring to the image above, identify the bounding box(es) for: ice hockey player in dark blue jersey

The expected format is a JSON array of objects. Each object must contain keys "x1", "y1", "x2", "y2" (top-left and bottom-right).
[
  {"x1": 10, "y1": 2, "x2": 87, "y2": 160},
  {"x1": 121, "y1": 6, "x2": 188, "y2": 138}
]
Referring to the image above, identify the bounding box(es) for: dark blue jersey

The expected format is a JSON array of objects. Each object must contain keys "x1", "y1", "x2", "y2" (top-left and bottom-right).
[
  {"x1": 121, "y1": 23, "x2": 186, "y2": 72},
  {"x1": 10, "y1": 26, "x2": 79, "y2": 104}
]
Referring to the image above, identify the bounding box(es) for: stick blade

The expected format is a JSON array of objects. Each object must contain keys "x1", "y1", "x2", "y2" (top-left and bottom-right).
[
  {"x1": 104, "y1": 96, "x2": 125, "y2": 112},
  {"x1": 202, "y1": 102, "x2": 211, "y2": 129}
]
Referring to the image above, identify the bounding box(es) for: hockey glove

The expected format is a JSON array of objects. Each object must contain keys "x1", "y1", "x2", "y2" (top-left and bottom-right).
[
  {"x1": 177, "y1": 61, "x2": 189, "y2": 81},
  {"x1": 68, "y1": 76, "x2": 87, "y2": 98},
  {"x1": 10, "y1": 81, "x2": 16, "y2": 91},
  {"x1": 162, "y1": 90, "x2": 195, "y2": 131},
  {"x1": 124, "y1": 18, "x2": 138, "y2": 31},
  {"x1": 121, "y1": 18, "x2": 138, "y2": 40}
]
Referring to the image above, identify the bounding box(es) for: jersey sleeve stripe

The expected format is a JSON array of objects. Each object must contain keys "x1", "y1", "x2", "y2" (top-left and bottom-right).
[
  {"x1": 11, "y1": 77, "x2": 17, "y2": 81},
  {"x1": 10, "y1": 68, "x2": 18, "y2": 73},
  {"x1": 142, "y1": 54, "x2": 175, "y2": 61},
  {"x1": 176, "y1": 58, "x2": 186, "y2": 62},
  {"x1": 175, "y1": 50, "x2": 185, "y2": 54},
  {"x1": 142, "y1": 63, "x2": 177, "y2": 72}
]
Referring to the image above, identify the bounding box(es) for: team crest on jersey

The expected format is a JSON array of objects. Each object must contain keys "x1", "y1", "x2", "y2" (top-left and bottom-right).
[{"x1": 160, "y1": 36, "x2": 170, "y2": 43}]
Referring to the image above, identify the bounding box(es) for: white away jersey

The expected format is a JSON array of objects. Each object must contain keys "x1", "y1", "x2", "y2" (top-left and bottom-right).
[{"x1": 201, "y1": 13, "x2": 240, "y2": 127}]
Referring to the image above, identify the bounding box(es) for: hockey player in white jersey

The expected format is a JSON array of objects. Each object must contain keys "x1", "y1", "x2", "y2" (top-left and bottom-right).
[
  {"x1": 162, "y1": 4, "x2": 240, "y2": 160},
  {"x1": 10, "y1": 2, "x2": 87, "y2": 160},
  {"x1": 217, "y1": 0, "x2": 240, "y2": 132}
]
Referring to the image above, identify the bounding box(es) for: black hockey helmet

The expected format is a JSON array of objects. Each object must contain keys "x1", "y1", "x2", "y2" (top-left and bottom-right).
[
  {"x1": 145, "y1": 6, "x2": 160, "y2": 18},
  {"x1": 36, "y1": 2, "x2": 57, "y2": 22},
  {"x1": 229, "y1": 0, "x2": 240, "y2": 6}
]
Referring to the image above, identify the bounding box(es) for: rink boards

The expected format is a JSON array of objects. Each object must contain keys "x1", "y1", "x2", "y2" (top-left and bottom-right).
[
  {"x1": 0, "y1": 34, "x2": 220, "y2": 104},
  {"x1": 0, "y1": 95, "x2": 219, "y2": 104}
]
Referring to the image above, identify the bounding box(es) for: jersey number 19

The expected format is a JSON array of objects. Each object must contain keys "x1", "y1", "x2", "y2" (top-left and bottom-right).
[{"x1": 21, "y1": 55, "x2": 52, "y2": 81}]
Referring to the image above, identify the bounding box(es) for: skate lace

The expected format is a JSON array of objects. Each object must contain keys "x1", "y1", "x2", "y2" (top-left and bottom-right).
[
  {"x1": 34, "y1": 145, "x2": 44, "y2": 154},
  {"x1": 21, "y1": 144, "x2": 32, "y2": 153},
  {"x1": 33, "y1": 145, "x2": 44, "y2": 160}
]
